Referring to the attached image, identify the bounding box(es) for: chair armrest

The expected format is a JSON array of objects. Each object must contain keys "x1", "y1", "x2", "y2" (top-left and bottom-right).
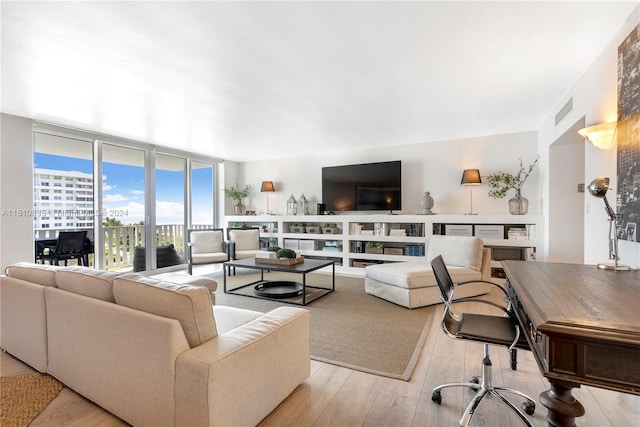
[
  {"x1": 456, "y1": 279, "x2": 512, "y2": 310},
  {"x1": 450, "y1": 294, "x2": 522, "y2": 351},
  {"x1": 175, "y1": 307, "x2": 310, "y2": 426},
  {"x1": 228, "y1": 241, "x2": 236, "y2": 259}
]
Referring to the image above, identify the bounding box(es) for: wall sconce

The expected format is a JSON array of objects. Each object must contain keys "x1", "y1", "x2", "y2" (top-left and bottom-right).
[
  {"x1": 587, "y1": 177, "x2": 629, "y2": 271},
  {"x1": 578, "y1": 122, "x2": 617, "y2": 150},
  {"x1": 260, "y1": 181, "x2": 275, "y2": 214},
  {"x1": 461, "y1": 169, "x2": 482, "y2": 215}
]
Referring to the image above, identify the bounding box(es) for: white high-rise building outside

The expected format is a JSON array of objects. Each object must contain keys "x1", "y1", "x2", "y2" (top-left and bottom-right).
[{"x1": 33, "y1": 168, "x2": 94, "y2": 230}]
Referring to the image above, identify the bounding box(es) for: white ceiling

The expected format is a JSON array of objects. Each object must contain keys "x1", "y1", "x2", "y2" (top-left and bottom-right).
[{"x1": 2, "y1": 1, "x2": 638, "y2": 162}]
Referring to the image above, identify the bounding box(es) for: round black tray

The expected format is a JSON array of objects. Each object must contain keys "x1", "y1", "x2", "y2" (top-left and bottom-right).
[{"x1": 254, "y1": 281, "x2": 303, "y2": 298}]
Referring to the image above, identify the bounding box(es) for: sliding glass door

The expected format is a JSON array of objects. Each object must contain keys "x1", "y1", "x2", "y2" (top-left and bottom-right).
[
  {"x1": 191, "y1": 161, "x2": 215, "y2": 229},
  {"x1": 33, "y1": 123, "x2": 220, "y2": 272},
  {"x1": 101, "y1": 144, "x2": 147, "y2": 271},
  {"x1": 33, "y1": 132, "x2": 95, "y2": 265},
  {"x1": 156, "y1": 154, "x2": 186, "y2": 267}
]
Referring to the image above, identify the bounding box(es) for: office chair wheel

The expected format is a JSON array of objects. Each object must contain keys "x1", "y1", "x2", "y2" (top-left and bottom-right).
[
  {"x1": 431, "y1": 390, "x2": 442, "y2": 404},
  {"x1": 521, "y1": 401, "x2": 535, "y2": 415}
]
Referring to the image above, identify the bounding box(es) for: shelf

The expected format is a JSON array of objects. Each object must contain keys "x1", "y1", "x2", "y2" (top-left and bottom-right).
[{"x1": 225, "y1": 214, "x2": 543, "y2": 275}]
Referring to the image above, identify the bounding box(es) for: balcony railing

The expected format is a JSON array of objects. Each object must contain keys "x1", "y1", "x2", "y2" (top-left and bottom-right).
[{"x1": 35, "y1": 224, "x2": 214, "y2": 271}]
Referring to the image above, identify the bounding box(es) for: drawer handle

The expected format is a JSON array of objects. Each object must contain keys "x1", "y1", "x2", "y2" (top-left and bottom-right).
[{"x1": 529, "y1": 324, "x2": 542, "y2": 343}]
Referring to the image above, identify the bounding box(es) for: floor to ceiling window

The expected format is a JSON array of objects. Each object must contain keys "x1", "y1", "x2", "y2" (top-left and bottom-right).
[
  {"x1": 191, "y1": 160, "x2": 215, "y2": 229},
  {"x1": 33, "y1": 123, "x2": 220, "y2": 272},
  {"x1": 33, "y1": 132, "x2": 95, "y2": 265},
  {"x1": 101, "y1": 143, "x2": 147, "y2": 271},
  {"x1": 156, "y1": 154, "x2": 186, "y2": 268}
]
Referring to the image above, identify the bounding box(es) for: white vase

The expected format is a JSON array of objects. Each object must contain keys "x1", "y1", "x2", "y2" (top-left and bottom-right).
[{"x1": 421, "y1": 191, "x2": 435, "y2": 214}]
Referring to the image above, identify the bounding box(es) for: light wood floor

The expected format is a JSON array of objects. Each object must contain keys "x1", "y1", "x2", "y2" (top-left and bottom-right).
[{"x1": 2, "y1": 285, "x2": 639, "y2": 426}]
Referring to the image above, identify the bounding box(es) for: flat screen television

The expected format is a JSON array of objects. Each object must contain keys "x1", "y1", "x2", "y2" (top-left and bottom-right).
[{"x1": 322, "y1": 161, "x2": 401, "y2": 212}]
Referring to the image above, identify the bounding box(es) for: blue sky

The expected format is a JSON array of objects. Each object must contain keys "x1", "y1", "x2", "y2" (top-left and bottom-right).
[{"x1": 34, "y1": 153, "x2": 214, "y2": 225}]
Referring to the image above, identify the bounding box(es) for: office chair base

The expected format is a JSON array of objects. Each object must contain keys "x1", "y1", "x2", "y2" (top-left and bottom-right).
[{"x1": 432, "y1": 345, "x2": 535, "y2": 427}]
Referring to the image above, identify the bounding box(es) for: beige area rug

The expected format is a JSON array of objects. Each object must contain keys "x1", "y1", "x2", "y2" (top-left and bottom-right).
[
  {"x1": 211, "y1": 271, "x2": 436, "y2": 381},
  {"x1": 1, "y1": 373, "x2": 63, "y2": 427}
]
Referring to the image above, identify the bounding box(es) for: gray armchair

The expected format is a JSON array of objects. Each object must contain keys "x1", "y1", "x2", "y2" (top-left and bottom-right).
[{"x1": 186, "y1": 228, "x2": 229, "y2": 275}]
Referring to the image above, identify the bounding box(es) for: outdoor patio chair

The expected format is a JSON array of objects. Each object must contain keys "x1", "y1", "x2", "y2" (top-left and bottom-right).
[{"x1": 39, "y1": 230, "x2": 88, "y2": 266}]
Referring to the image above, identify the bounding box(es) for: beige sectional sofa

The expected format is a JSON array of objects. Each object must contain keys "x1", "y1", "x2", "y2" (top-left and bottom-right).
[{"x1": 0, "y1": 262, "x2": 310, "y2": 426}]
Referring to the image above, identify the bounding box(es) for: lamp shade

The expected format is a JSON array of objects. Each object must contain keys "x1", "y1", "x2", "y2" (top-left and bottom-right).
[
  {"x1": 260, "y1": 181, "x2": 275, "y2": 192},
  {"x1": 588, "y1": 177, "x2": 609, "y2": 198},
  {"x1": 461, "y1": 169, "x2": 482, "y2": 185},
  {"x1": 578, "y1": 122, "x2": 617, "y2": 150}
]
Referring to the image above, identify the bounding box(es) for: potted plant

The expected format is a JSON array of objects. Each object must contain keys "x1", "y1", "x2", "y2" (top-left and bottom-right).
[
  {"x1": 487, "y1": 156, "x2": 539, "y2": 215},
  {"x1": 322, "y1": 222, "x2": 339, "y2": 234},
  {"x1": 289, "y1": 222, "x2": 306, "y2": 233},
  {"x1": 276, "y1": 248, "x2": 297, "y2": 259},
  {"x1": 224, "y1": 184, "x2": 251, "y2": 215}
]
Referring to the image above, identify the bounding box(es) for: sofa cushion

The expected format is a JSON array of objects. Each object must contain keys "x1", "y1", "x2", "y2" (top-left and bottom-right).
[
  {"x1": 55, "y1": 267, "x2": 122, "y2": 302},
  {"x1": 229, "y1": 229, "x2": 260, "y2": 251},
  {"x1": 191, "y1": 230, "x2": 224, "y2": 254},
  {"x1": 426, "y1": 235, "x2": 484, "y2": 271},
  {"x1": 5, "y1": 262, "x2": 60, "y2": 287},
  {"x1": 113, "y1": 273, "x2": 217, "y2": 347},
  {"x1": 151, "y1": 273, "x2": 218, "y2": 294},
  {"x1": 364, "y1": 261, "x2": 481, "y2": 289}
]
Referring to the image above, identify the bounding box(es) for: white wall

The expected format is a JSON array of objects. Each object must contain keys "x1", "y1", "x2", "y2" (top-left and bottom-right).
[
  {"x1": 234, "y1": 131, "x2": 540, "y2": 218},
  {"x1": 548, "y1": 119, "x2": 585, "y2": 264},
  {"x1": 0, "y1": 114, "x2": 35, "y2": 270},
  {"x1": 539, "y1": 6, "x2": 640, "y2": 268}
]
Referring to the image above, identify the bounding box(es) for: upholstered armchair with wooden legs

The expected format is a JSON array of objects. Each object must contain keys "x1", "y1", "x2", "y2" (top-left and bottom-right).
[{"x1": 429, "y1": 254, "x2": 536, "y2": 427}]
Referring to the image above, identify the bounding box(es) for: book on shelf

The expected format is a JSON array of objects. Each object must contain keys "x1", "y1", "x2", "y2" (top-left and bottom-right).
[{"x1": 507, "y1": 227, "x2": 529, "y2": 240}]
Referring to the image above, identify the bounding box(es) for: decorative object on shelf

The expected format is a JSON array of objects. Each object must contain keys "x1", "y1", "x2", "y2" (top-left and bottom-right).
[
  {"x1": 287, "y1": 194, "x2": 297, "y2": 215},
  {"x1": 588, "y1": 177, "x2": 630, "y2": 271},
  {"x1": 578, "y1": 122, "x2": 617, "y2": 150},
  {"x1": 289, "y1": 222, "x2": 306, "y2": 233},
  {"x1": 298, "y1": 193, "x2": 309, "y2": 215},
  {"x1": 255, "y1": 248, "x2": 303, "y2": 265},
  {"x1": 322, "y1": 223, "x2": 339, "y2": 234},
  {"x1": 306, "y1": 226, "x2": 321, "y2": 234},
  {"x1": 487, "y1": 156, "x2": 539, "y2": 215},
  {"x1": 224, "y1": 184, "x2": 251, "y2": 215},
  {"x1": 420, "y1": 191, "x2": 435, "y2": 215},
  {"x1": 365, "y1": 241, "x2": 384, "y2": 254},
  {"x1": 260, "y1": 180, "x2": 275, "y2": 214},
  {"x1": 461, "y1": 169, "x2": 482, "y2": 215}
]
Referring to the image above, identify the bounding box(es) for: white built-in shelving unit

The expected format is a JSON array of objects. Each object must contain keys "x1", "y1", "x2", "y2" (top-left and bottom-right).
[{"x1": 225, "y1": 214, "x2": 543, "y2": 276}]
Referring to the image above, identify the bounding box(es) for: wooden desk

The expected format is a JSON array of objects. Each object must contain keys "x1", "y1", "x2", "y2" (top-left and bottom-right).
[{"x1": 502, "y1": 261, "x2": 640, "y2": 427}]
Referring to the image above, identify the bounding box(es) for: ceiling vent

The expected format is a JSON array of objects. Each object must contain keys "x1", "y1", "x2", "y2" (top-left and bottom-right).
[{"x1": 555, "y1": 98, "x2": 573, "y2": 126}]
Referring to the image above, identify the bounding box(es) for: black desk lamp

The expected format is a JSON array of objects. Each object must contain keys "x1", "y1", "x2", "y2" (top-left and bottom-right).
[{"x1": 587, "y1": 177, "x2": 630, "y2": 271}]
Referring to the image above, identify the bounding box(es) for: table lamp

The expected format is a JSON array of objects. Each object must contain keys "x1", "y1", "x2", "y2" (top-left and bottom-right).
[
  {"x1": 260, "y1": 181, "x2": 275, "y2": 214},
  {"x1": 587, "y1": 177, "x2": 630, "y2": 271},
  {"x1": 461, "y1": 169, "x2": 481, "y2": 215}
]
